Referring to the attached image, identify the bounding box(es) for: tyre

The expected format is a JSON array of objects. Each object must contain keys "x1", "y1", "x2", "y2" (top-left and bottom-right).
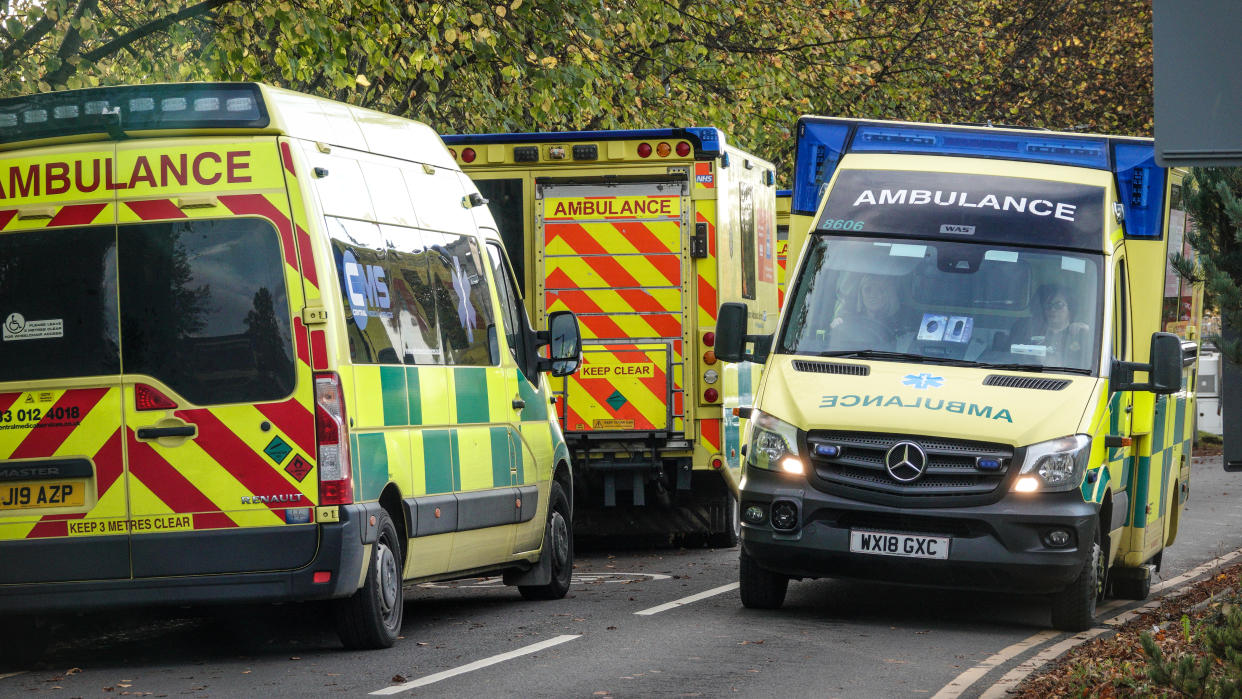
[
  {"x1": 520, "y1": 481, "x2": 574, "y2": 601},
  {"x1": 707, "y1": 493, "x2": 741, "y2": 549},
  {"x1": 333, "y1": 510, "x2": 404, "y2": 649},
  {"x1": 1111, "y1": 567, "x2": 1152, "y2": 601},
  {"x1": 0, "y1": 615, "x2": 51, "y2": 670},
  {"x1": 739, "y1": 550, "x2": 788, "y2": 609},
  {"x1": 1049, "y1": 530, "x2": 1101, "y2": 632}
]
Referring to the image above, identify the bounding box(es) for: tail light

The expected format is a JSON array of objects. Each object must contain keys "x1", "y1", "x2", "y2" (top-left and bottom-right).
[
  {"x1": 461, "y1": 147, "x2": 477, "y2": 163},
  {"x1": 135, "y1": 383, "x2": 177, "y2": 411},
  {"x1": 315, "y1": 372, "x2": 353, "y2": 505},
  {"x1": 637, "y1": 143, "x2": 652, "y2": 158},
  {"x1": 676, "y1": 141, "x2": 692, "y2": 157}
]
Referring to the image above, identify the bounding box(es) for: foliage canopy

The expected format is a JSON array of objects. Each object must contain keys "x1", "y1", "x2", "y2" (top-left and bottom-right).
[{"x1": 1, "y1": 0, "x2": 1155, "y2": 172}]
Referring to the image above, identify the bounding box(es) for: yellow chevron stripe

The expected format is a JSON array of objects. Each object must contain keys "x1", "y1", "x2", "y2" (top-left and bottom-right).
[{"x1": 546, "y1": 254, "x2": 679, "y2": 291}]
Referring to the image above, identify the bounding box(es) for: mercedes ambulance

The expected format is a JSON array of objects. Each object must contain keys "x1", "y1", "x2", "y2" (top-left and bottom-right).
[
  {"x1": 441, "y1": 129, "x2": 779, "y2": 544},
  {"x1": 0, "y1": 82, "x2": 582, "y2": 658},
  {"x1": 717, "y1": 117, "x2": 1201, "y2": 631}
]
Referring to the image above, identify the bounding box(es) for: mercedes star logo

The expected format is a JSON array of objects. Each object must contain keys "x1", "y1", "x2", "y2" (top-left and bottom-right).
[{"x1": 885, "y1": 441, "x2": 928, "y2": 483}]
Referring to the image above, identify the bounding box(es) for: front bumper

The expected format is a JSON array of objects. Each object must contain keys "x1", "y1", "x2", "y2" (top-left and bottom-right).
[
  {"x1": 740, "y1": 467, "x2": 1096, "y2": 594},
  {"x1": 0, "y1": 503, "x2": 377, "y2": 615}
]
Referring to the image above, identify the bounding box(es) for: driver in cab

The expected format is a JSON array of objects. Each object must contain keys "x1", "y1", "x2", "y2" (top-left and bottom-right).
[{"x1": 829, "y1": 273, "x2": 909, "y2": 351}]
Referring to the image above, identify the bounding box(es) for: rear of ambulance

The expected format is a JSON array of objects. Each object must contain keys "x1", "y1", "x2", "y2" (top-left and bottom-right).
[{"x1": 0, "y1": 84, "x2": 366, "y2": 634}]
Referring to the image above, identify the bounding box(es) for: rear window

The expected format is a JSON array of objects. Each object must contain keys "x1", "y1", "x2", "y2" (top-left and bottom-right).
[
  {"x1": 0, "y1": 218, "x2": 295, "y2": 404},
  {"x1": 0, "y1": 226, "x2": 121, "y2": 382}
]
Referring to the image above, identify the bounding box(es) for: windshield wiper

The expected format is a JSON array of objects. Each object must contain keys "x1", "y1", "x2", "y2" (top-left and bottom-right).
[{"x1": 974, "y1": 361, "x2": 1092, "y2": 375}]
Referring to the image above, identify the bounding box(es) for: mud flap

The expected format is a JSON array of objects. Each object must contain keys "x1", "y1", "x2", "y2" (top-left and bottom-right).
[{"x1": 503, "y1": 544, "x2": 552, "y2": 586}]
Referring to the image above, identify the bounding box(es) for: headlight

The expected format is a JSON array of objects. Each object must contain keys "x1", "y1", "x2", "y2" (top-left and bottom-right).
[
  {"x1": 747, "y1": 410, "x2": 804, "y2": 474},
  {"x1": 1013, "y1": 435, "x2": 1091, "y2": 492}
]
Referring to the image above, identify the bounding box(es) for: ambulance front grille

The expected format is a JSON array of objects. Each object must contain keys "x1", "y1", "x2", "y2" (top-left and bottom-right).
[
  {"x1": 982, "y1": 375, "x2": 1070, "y2": 391},
  {"x1": 792, "y1": 360, "x2": 869, "y2": 376},
  {"x1": 806, "y1": 430, "x2": 1013, "y2": 507}
]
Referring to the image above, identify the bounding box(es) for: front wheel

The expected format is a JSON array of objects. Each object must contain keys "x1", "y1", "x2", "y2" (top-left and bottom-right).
[
  {"x1": 1049, "y1": 531, "x2": 1101, "y2": 632},
  {"x1": 739, "y1": 550, "x2": 788, "y2": 610},
  {"x1": 333, "y1": 510, "x2": 404, "y2": 649},
  {"x1": 520, "y1": 481, "x2": 574, "y2": 601}
]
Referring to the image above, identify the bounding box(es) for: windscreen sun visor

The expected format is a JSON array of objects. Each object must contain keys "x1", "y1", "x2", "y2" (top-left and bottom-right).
[{"x1": 816, "y1": 170, "x2": 1106, "y2": 252}]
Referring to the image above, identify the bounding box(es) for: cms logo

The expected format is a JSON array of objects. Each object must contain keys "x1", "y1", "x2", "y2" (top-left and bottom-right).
[{"x1": 341, "y1": 250, "x2": 389, "y2": 330}]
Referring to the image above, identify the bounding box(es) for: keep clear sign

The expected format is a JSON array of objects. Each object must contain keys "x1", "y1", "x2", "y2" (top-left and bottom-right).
[{"x1": 3, "y1": 312, "x2": 63, "y2": 341}]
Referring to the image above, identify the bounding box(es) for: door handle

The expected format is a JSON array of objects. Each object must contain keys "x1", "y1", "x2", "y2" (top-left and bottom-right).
[
  {"x1": 136, "y1": 425, "x2": 196, "y2": 440},
  {"x1": 512, "y1": 398, "x2": 526, "y2": 410}
]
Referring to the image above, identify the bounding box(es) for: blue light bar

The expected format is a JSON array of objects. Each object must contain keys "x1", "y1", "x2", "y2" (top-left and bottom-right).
[
  {"x1": 1113, "y1": 142, "x2": 1166, "y2": 239},
  {"x1": 442, "y1": 127, "x2": 726, "y2": 157},
  {"x1": 848, "y1": 124, "x2": 1110, "y2": 170},
  {"x1": 776, "y1": 189, "x2": 792, "y2": 197},
  {"x1": 792, "y1": 121, "x2": 850, "y2": 215},
  {"x1": 0, "y1": 83, "x2": 268, "y2": 146}
]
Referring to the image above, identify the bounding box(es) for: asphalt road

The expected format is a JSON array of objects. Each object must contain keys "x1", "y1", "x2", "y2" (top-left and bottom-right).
[{"x1": 4, "y1": 453, "x2": 1240, "y2": 698}]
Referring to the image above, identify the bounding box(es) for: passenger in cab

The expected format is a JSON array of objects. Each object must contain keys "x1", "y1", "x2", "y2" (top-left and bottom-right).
[
  {"x1": 830, "y1": 273, "x2": 909, "y2": 351},
  {"x1": 1011, "y1": 283, "x2": 1090, "y2": 368}
]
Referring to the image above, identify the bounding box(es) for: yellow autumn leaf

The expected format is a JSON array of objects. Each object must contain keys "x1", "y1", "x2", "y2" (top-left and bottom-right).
[
  {"x1": 470, "y1": 12, "x2": 484, "y2": 26},
  {"x1": 355, "y1": 74, "x2": 371, "y2": 87},
  {"x1": 445, "y1": 28, "x2": 457, "y2": 42}
]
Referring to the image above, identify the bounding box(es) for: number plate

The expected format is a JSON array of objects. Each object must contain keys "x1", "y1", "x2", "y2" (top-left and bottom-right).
[
  {"x1": 0, "y1": 481, "x2": 85, "y2": 511},
  {"x1": 849, "y1": 529, "x2": 950, "y2": 560}
]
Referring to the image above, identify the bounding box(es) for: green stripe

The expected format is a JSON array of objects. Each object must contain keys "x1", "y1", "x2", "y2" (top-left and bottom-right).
[
  {"x1": 1175, "y1": 396, "x2": 1187, "y2": 442},
  {"x1": 1132, "y1": 455, "x2": 1150, "y2": 528},
  {"x1": 518, "y1": 371, "x2": 548, "y2": 421},
  {"x1": 424, "y1": 429, "x2": 455, "y2": 494},
  {"x1": 513, "y1": 431, "x2": 525, "y2": 483},
  {"x1": 450, "y1": 429, "x2": 461, "y2": 488},
  {"x1": 1151, "y1": 396, "x2": 1167, "y2": 453},
  {"x1": 490, "y1": 426, "x2": 512, "y2": 487},
  {"x1": 381, "y1": 366, "x2": 408, "y2": 426},
  {"x1": 355, "y1": 433, "x2": 389, "y2": 501},
  {"x1": 455, "y1": 367, "x2": 490, "y2": 423},
  {"x1": 406, "y1": 367, "x2": 423, "y2": 426}
]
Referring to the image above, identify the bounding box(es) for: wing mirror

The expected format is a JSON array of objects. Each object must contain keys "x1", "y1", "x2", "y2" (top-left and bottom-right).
[
  {"x1": 715, "y1": 302, "x2": 772, "y2": 364},
  {"x1": 1112, "y1": 332, "x2": 1183, "y2": 394},
  {"x1": 538, "y1": 310, "x2": 582, "y2": 377}
]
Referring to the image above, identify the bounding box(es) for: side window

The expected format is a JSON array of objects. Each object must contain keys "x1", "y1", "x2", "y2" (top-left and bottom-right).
[
  {"x1": 327, "y1": 217, "x2": 401, "y2": 365},
  {"x1": 424, "y1": 231, "x2": 497, "y2": 366},
  {"x1": 1113, "y1": 258, "x2": 1129, "y2": 360},
  {"x1": 739, "y1": 180, "x2": 757, "y2": 300},
  {"x1": 475, "y1": 178, "x2": 527, "y2": 295},
  {"x1": 118, "y1": 218, "x2": 295, "y2": 404},
  {"x1": 383, "y1": 224, "x2": 443, "y2": 365},
  {"x1": 486, "y1": 241, "x2": 535, "y2": 380}
]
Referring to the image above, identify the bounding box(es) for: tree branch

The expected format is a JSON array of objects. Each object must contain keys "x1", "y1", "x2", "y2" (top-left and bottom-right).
[{"x1": 81, "y1": 0, "x2": 239, "y2": 62}]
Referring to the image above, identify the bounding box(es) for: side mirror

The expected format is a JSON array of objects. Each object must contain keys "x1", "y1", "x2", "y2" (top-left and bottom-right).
[
  {"x1": 538, "y1": 310, "x2": 582, "y2": 377},
  {"x1": 716, "y1": 303, "x2": 749, "y2": 363},
  {"x1": 715, "y1": 302, "x2": 773, "y2": 364},
  {"x1": 1148, "y1": 332, "x2": 1183, "y2": 394},
  {"x1": 1112, "y1": 331, "x2": 1183, "y2": 394}
]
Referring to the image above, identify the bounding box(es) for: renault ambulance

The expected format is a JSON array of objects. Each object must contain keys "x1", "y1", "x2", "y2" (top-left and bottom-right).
[
  {"x1": 718, "y1": 117, "x2": 1200, "y2": 631},
  {"x1": 0, "y1": 82, "x2": 582, "y2": 658},
  {"x1": 442, "y1": 129, "x2": 779, "y2": 544}
]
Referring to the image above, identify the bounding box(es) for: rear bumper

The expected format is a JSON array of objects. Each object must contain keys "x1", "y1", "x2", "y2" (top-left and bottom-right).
[
  {"x1": 740, "y1": 468, "x2": 1097, "y2": 594},
  {"x1": 0, "y1": 504, "x2": 375, "y2": 615}
]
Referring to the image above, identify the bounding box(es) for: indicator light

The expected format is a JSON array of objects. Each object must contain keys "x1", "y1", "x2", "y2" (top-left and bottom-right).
[
  {"x1": 1014, "y1": 476, "x2": 1039, "y2": 493},
  {"x1": 780, "y1": 458, "x2": 805, "y2": 475},
  {"x1": 703, "y1": 350, "x2": 717, "y2": 365},
  {"x1": 656, "y1": 142, "x2": 672, "y2": 157},
  {"x1": 448, "y1": 148, "x2": 457, "y2": 159}
]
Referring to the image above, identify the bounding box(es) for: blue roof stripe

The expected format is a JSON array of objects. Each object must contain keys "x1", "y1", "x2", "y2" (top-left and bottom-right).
[{"x1": 442, "y1": 127, "x2": 727, "y2": 155}]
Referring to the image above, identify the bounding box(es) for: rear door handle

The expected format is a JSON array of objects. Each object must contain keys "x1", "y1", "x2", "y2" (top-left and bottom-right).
[
  {"x1": 136, "y1": 426, "x2": 196, "y2": 440},
  {"x1": 512, "y1": 399, "x2": 526, "y2": 410}
]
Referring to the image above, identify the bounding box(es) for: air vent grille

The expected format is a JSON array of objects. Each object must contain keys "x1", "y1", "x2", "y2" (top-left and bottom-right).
[
  {"x1": 983, "y1": 375, "x2": 1070, "y2": 391},
  {"x1": 792, "y1": 360, "x2": 868, "y2": 376}
]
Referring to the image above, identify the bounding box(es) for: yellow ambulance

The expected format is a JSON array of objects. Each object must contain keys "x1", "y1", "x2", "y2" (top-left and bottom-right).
[
  {"x1": 442, "y1": 129, "x2": 779, "y2": 544},
  {"x1": 0, "y1": 82, "x2": 582, "y2": 656},
  {"x1": 776, "y1": 188, "x2": 791, "y2": 306},
  {"x1": 718, "y1": 117, "x2": 1200, "y2": 631}
]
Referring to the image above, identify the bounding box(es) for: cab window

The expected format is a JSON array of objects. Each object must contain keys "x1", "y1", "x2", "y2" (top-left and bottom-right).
[
  {"x1": 425, "y1": 231, "x2": 496, "y2": 366},
  {"x1": 486, "y1": 241, "x2": 536, "y2": 380}
]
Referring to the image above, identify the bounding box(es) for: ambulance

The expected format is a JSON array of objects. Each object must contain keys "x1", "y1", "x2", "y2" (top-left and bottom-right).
[
  {"x1": 776, "y1": 188, "x2": 791, "y2": 306},
  {"x1": 442, "y1": 129, "x2": 779, "y2": 543},
  {"x1": 0, "y1": 82, "x2": 583, "y2": 657},
  {"x1": 718, "y1": 117, "x2": 1201, "y2": 630}
]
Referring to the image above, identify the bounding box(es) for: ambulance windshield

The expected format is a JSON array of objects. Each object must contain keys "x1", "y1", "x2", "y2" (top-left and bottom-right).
[{"x1": 778, "y1": 236, "x2": 1103, "y2": 374}]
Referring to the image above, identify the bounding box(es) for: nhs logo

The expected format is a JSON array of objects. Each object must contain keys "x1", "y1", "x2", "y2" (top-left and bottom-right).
[{"x1": 342, "y1": 249, "x2": 390, "y2": 330}]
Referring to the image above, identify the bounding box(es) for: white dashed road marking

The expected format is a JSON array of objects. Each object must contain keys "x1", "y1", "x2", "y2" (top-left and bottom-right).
[
  {"x1": 634, "y1": 582, "x2": 739, "y2": 616},
  {"x1": 370, "y1": 635, "x2": 581, "y2": 695}
]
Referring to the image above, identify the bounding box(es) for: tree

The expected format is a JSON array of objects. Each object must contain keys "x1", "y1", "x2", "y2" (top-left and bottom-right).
[{"x1": 1174, "y1": 168, "x2": 1242, "y2": 364}]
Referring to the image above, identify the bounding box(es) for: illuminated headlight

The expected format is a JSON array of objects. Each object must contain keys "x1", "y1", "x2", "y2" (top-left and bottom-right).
[
  {"x1": 746, "y1": 410, "x2": 803, "y2": 473},
  {"x1": 1013, "y1": 435, "x2": 1091, "y2": 492}
]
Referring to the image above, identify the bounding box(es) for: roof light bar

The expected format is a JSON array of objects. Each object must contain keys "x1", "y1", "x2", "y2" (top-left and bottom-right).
[{"x1": 0, "y1": 83, "x2": 269, "y2": 147}]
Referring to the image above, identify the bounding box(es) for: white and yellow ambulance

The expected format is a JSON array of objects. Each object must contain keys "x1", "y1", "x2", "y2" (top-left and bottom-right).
[
  {"x1": 718, "y1": 117, "x2": 1200, "y2": 631},
  {"x1": 0, "y1": 82, "x2": 582, "y2": 657}
]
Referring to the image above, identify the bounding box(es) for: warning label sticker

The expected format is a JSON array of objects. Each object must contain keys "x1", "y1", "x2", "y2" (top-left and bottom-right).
[
  {"x1": 3, "y1": 313, "x2": 63, "y2": 342},
  {"x1": 578, "y1": 363, "x2": 656, "y2": 379}
]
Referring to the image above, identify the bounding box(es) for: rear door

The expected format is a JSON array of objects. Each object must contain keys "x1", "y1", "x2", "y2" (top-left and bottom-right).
[
  {"x1": 0, "y1": 143, "x2": 128, "y2": 584},
  {"x1": 539, "y1": 181, "x2": 688, "y2": 436},
  {"x1": 114, "y1": 138, "x2": 319, "y2": 578}
]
